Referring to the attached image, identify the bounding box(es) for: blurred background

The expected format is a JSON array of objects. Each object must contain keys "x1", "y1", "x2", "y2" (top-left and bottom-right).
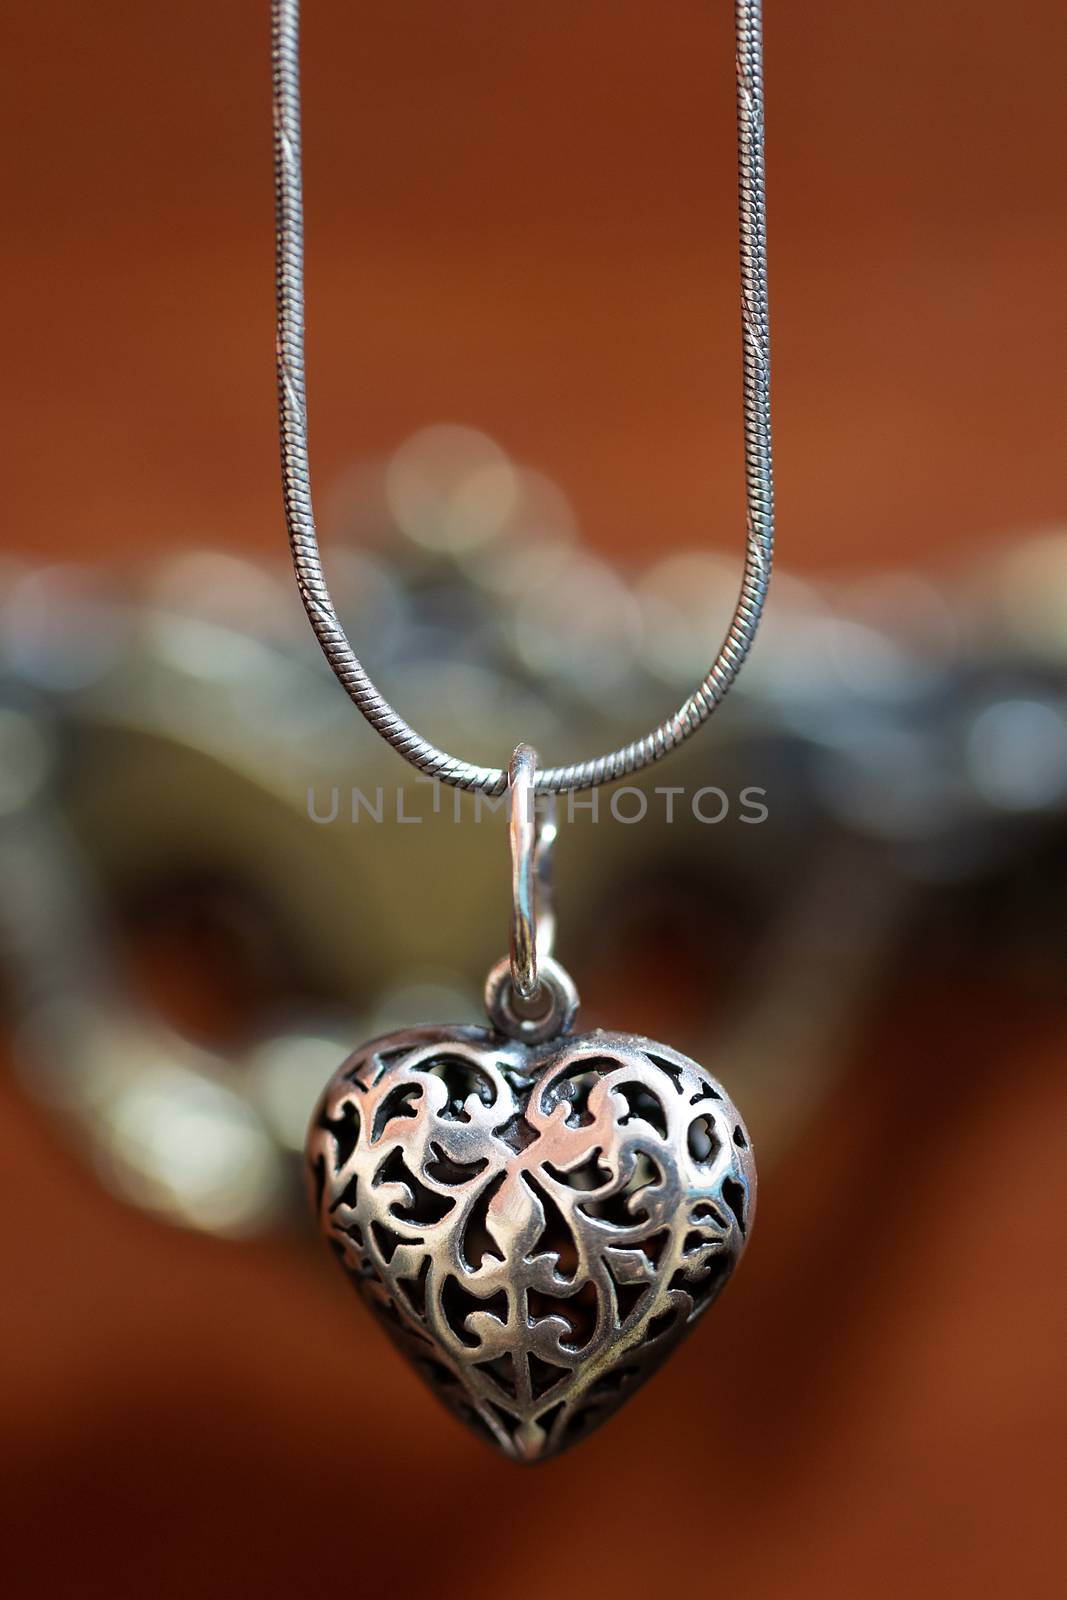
[{"x1": 2, "y1": 1, "x2": 1066, "y2": 1596}]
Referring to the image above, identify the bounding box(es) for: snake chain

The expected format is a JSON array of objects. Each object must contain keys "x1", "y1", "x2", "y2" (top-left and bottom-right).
[{"x1": 273, "y1": 0, "x2": 773, "y2": 794}]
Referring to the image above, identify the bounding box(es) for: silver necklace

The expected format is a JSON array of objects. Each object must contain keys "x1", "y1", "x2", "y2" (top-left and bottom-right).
[{"x1": 273, "y1": 0, "x2": 772, "y2": 1461}]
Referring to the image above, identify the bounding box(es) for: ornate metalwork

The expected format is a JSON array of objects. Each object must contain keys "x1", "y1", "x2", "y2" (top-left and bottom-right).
[{"x1": 308, "y1": 1023, "x2": 756, "y2": 1461}]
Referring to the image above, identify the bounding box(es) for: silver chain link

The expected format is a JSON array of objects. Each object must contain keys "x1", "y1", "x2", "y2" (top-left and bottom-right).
[{"x1": 272, "y1": 0, "x2": 773, "y2": 794}]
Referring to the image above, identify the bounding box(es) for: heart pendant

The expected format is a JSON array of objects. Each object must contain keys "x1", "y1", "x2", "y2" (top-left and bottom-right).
[{"x1": 307, "y1": 1017, "x2": 755, "y2": 1461}]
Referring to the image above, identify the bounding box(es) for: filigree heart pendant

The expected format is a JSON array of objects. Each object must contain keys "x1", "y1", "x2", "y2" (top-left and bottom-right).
[
  {"x1": 306, "y1": 749, "x2": 756, "y2": 1461},
  {"x1": 309, "y1": 1016, "x2": 754, "y2": 1462}
]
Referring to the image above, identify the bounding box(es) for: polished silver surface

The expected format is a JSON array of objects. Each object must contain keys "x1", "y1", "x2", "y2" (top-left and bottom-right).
[
  {"x1": 308, "y1": 1022, "x2": 755, "y2": 1461},
  {"x1": 484, "y1": 954, "x2": 580, "y2": 1047},
  {"x1": 272, "y1": 0, "x2": 773, "y2": 793},
  {"x1": 507, "y1": 744, "x2": 556, "y2": 1001}
]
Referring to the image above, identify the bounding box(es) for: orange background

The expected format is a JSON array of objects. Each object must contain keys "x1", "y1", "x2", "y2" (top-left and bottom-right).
[{"x1": 2, "y1": 4, "x2": 1066, "y2": 1598}]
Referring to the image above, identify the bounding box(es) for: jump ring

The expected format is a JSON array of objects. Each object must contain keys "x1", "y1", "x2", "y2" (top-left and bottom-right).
[{"x1": 484, "y1": 955, "x2": 579, "y2": 1045}]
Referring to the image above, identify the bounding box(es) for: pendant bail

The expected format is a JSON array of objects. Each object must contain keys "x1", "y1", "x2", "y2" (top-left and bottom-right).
[
  {"x1": 507, "y1": 743, "x2": 556, "y2": 1002},
  {"x1": 483, "y1": 746, "x2": 577, "y2": 1043}
]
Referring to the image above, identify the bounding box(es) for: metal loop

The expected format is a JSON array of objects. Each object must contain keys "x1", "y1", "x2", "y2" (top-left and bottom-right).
[
  {"x1": 271, "y1": 0, "x2": 773, "y2": 794},
  {"x1": 484, "y1": 955, "x2": 579, "y2": 1046},
  {"x1": 508, "y1": 745, "x2": 557, "y2": 1001}
]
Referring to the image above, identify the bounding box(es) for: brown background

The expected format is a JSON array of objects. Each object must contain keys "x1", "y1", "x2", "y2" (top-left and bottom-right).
[
  {"x1": 2, "y1": 3, "x2": 1066, "y2": 1598},
  {"x1": 5, "y1": 0, "x2": 1065, "y2": 570}
]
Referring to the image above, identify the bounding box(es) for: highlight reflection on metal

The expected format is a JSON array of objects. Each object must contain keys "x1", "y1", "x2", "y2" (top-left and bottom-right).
[
  {"x1": 308, "y1": 1025, "x2": 754, "y2": 1461},
  {"x1": 484, "y1": 955, "x2": 581, "y2": 1048},
  {"x1": 507, "y1": 744, "x2": 556, "y2": 1002}
]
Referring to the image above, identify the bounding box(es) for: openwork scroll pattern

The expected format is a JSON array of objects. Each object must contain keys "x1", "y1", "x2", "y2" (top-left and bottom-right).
[{"x1": 309, "y1": 1026, "x2": 755, "y2": 1461}]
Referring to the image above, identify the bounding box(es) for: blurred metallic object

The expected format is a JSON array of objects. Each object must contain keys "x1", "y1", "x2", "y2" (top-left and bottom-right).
[
  {"x1": 3, "y1": 564, "x2": 129, "y2": 693},
  {"x1": 967, "y1": 699, "x2": 1067, "y2": 812},
  {"x1": 0, "y1": 783, "x2": 286, "y2": 1236},
  {"x1": 1, "y1": 427, "x2": 1065, "y2": 1238},
  {"x1": 96, "y1": 1034, "x2": 281, "y2": 1235},
  {"x1": 271, "y1": 0, "x2": 774, "y2": 794},
  {"x1": 386, "y1": 426, "x2": 520, "y2": 556},
  {"x1": 309, "y1": 1023, "x2": 754, "y2": 1461}
]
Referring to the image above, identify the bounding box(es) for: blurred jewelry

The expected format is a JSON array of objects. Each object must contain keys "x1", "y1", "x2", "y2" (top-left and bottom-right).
[{"x1": 272, "y1": 0, "x2": 773, "y2": 1458}]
